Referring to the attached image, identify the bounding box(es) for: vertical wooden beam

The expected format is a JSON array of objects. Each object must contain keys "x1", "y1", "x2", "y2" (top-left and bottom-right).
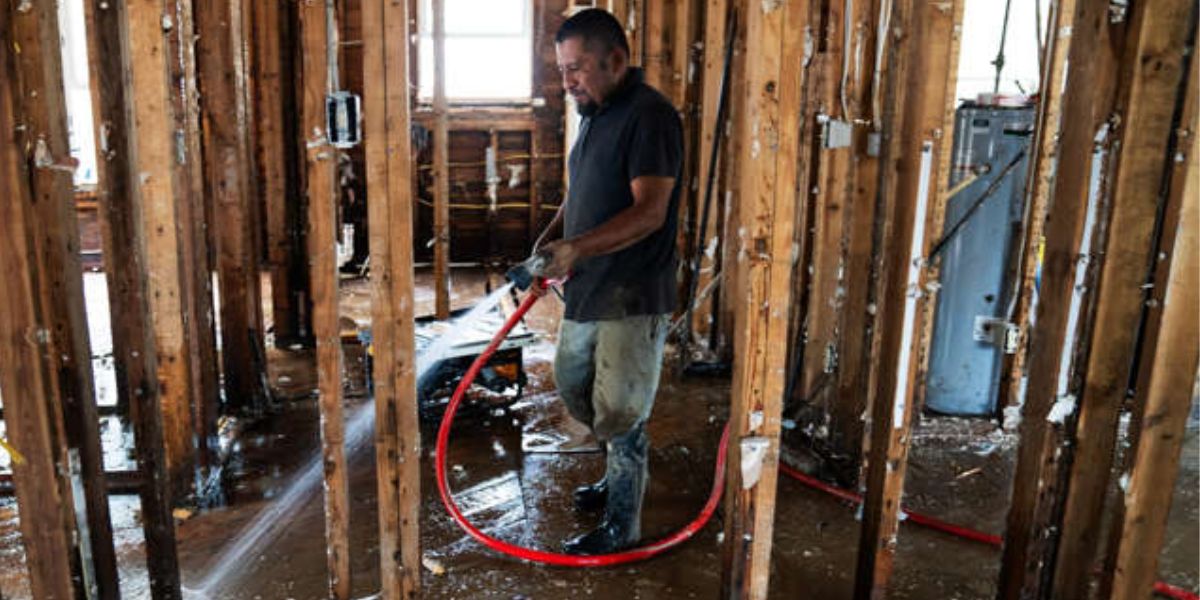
[
  {"x1": 674, "y1": 0, "x2": 703, "y2": 345},
  {"x1": 719, "y1": 0, "x2": 807, "y2": 597},
  {"x1": 829, "y1": 0, "x2": 882, "y2": 484},
  {"x1": 713, "y1": 0, "x2": 748, "y2": 360},
  {"x1": 670, "y1": 0, "x2": 696, "y2": 107},
  {"x1": 107, "y1": 0, "x2": 199, "y2": 506},
  {"x1": 431, "y1": 0, "x2": 451, "y2": 319},
  {"x1": 1106, "y1": 67, "x2": 1198, "y2": 600},
  {"x1": 285, "y1": 0, "x2": 315, "y2": 343},
  {"x1": 167, "y1": 0, "x2": 222, "y2": 480},
  {"x1": 687, "y1": 0, "x2": 727, "y2": 343},
  {"x1": 236, "y1": 0, "x2": 265, "y2": 349},
  {"x1": 1097, "y1": 52, "x2": 1198, "y2": 600},
  {"x1": 996, "y1": 0, "x2": 1125, "y2": 596},
  {"x1": 794, "y1": 0, "x2": 849, "y2": 415},
  {"x1": 1000, "y1": 0, "x2": 1076, "y2": 418},
  {"x1": 86, "y1": 0, "x2": 145, "y2": 425},
  {"x1": 364, "y1": 0, "x2": 421, "y2": 597},
  {"x1": 912, "y1": 0, "x2": 964, "y2": 411},
  {"x1": 1049, "y1": 1, "x2": 1197, "y2": 596},
  {"x1": 254, "y1": 0, "x2": 301, "y2": 344},
  {"x1": 529, "y1": 126, "x2": 542, "y2": 242},
  {"x1": 694, "y1": 0, "x2": 726, "y2": 270},
  {"x1": 9, "y1": 0, "x2": 121, "y2": 594},
  {"x1": 0, "y1": 7, "x2": 77, "y2": 598},
  {"x1": 853, "y1": 1, "x2": 961, "y2": 597},
  {"x1": 84, "y1": 0, "x2": 185, "y2": 593},
  {"x1": 642, "y1": 0, "x2": 667, "y2": 91},
  {"x1": 196, "y1": 0, "x2": 262, "y2": 413},
  {"x1": 113, "y1": 0, "x2": 191, "y2": 594},
  {"x1": 299, "y1": 0, "x2": 351, "y2": 596},
  {"x1": 623, "y1": 0, "x2": 642, "y2": 66}
]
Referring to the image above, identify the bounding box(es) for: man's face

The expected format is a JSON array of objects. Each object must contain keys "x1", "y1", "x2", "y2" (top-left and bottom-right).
[{"x1": 556, "y1": 37, "x2": 626, "y2": 116}]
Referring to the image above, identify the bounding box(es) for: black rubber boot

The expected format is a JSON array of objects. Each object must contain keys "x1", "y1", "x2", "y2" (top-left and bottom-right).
[
  {"x1": 572, "y1": 478, "x2": 608, "y2": 512},
  {"x1": 561, "y1": 518, "x2": 634, "y2": 555},
  {"x1": 563, "y1": 424, "x2": 647, "y2": 555}
]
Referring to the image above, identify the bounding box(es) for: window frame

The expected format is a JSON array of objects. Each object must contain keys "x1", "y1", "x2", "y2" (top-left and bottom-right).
[{"x1": 415, "y1": 0, "x2": 536, "y2": 107}]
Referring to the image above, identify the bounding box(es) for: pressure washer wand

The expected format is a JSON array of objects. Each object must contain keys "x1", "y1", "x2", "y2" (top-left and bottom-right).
[
  {"x1": 505, "y1": 250, "x2": 552, "y2": 292},
  {"x1": 506, "y1": 250, "x2": 567, "y2": 301}
]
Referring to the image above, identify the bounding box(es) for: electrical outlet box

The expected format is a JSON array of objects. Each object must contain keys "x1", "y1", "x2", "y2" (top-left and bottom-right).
[
  {"x1": 327, "y1": 91, "x2": 362, "y2": 149},
  {"x1": 820, "y1": 116, "x2": 853, "y2": 149}
]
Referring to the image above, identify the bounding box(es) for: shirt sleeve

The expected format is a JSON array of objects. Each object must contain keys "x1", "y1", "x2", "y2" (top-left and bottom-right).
[{"x1": 626, "y1": 102, "x2": 683, "y2": 182}]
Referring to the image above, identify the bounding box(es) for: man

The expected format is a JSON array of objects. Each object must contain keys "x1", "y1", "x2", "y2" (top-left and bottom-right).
[{"x1": 532, "y1": 9, "x2": 683, "y2": 555}]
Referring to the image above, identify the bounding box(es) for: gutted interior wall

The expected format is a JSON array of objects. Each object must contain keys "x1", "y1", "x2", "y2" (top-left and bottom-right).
[{"x1": 406, "y1": 0, "x2": 567, "y2": 265}]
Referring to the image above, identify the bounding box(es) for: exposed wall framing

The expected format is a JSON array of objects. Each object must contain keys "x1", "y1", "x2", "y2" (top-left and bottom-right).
[
  {"x1": 169, "y1": 0, "x2": 222, "y2": 483},
  {"x1": 999, "y1": 0, "x2": 1195, "y2": 596},
  {"x1": 1000, "y1": 0, "x2": 1077, "y2": 418},
  {"x1": 254, "y1": 0, "x2": 308, "y2": 344},
  {"x1": 1, "y1": 4, "x2": 83, "y2": 597},
  {"x1": 432, "y1": 0, "x2": 452, "y2": 319},
  {"x1": 719, "y1": 0, "x2": 808, "y2": 597},
  {"x1": 363, "y1": 0, "x2": 423, "y2": 593},
  {"x1": 1105, "y1": 68, "x2": 1197, "y2": 599},
  {"x1": 6, "y1": 0, "x2": 119, "y2": 596},
  {"x1": 90, "y1": 0, "x2": 193, "y2": 593},
  {"x1": 828, "y1": 0, "x2": 883, "y2": 485},
  {"x1": 853, "y1": 1, "x2": 962, "y2": 597},
  {"x1": 299, "y1": 0, "x2": 351, "y2": 595},
  {"x1": 197, "y1": 0, "x2": 265, "y2": 414},
  {"x1": 1052, "y1": 1, "x2": 1197, "y2": 595}
]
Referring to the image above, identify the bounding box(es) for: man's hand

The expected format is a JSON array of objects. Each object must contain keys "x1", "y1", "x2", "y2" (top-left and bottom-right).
[{"x1": 539, "y1": 239, "x2": 579, "y2": 280}]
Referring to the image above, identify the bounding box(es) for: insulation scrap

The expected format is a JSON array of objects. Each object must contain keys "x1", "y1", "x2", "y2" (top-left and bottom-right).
[
  {"x1": 422, "y1": 554, "x2": 447, "y2": 576},
  {"x1": 1046, "y1": 394, "x2": 1077, "y2": 425},
  {"x1": 740, "y1": 436, "x2": 771, "y2": 489}
]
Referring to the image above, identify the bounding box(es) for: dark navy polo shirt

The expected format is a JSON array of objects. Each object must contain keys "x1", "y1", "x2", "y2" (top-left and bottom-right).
[{"x1": 563, "y1": 68, "x2": 683, "y2": 321}]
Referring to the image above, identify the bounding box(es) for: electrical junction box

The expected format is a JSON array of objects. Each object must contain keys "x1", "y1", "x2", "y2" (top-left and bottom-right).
[
  {"x1": 819, "y1": 114, "x2": 853, "y2": 149},
  {"x1": 327, "y1": 91, "x2": 362, "y2": 148}
]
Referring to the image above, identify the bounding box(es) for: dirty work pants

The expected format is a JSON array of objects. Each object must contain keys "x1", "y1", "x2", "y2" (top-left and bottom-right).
[{"x1": 554, "y1": 314, "x2": 669, "y2": 539}]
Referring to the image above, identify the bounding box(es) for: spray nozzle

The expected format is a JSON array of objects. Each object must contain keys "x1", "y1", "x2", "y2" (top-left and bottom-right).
[{"x1": 506, "y1": 251, "x2": 551, "y2": 291}]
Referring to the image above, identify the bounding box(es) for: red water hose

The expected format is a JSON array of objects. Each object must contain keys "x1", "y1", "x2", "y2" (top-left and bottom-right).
[
  {"x1": 777, "y1": 464, "x2": 1198, "y2": 599},
  {"x1": 435, "y1": 291, "x2": 731, "y2": 567},
  {"x1": 434, "y1": 291, "x2": 1198, "y2": 598}
]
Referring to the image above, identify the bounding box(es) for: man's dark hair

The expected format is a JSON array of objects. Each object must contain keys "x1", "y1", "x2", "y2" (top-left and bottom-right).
[{"x1": 555, "y1": 9, "x2": 629, "y2": 56}]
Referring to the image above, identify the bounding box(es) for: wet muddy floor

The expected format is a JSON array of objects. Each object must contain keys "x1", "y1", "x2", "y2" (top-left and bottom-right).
[{"x1": 2, "y1": 268, "x2": 1197, "y2": 599}]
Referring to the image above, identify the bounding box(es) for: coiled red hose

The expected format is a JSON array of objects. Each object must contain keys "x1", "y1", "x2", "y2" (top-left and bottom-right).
[
  {"x1": 435, "y1": 291, "x2": 730, "y2": 567},
  {"x1": 434, "y1": 291, "x2": 1198, "y2": 598}
]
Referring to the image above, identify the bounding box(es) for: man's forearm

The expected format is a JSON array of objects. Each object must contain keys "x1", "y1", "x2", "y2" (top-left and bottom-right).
[
  {"x1": 534, "y1": 207, "x2": 565, "y2": 251},
  {"x1": 568, "y1": 201, "x2": 663, "y2": 258}
]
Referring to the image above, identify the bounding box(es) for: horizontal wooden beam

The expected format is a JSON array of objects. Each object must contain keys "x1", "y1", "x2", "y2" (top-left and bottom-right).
[{"x1": 0, "y1": 471, "x2": 143, "y2": 496}]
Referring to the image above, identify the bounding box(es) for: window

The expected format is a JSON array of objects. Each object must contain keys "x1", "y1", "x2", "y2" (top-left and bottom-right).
[{"x1": 418, "y1": 0, "x2": 533, "y2": 102}]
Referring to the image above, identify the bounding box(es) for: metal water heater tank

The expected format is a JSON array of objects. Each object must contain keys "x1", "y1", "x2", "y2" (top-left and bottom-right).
[{"x1": 924, "y1": 104, "x2": 1035, "y2": 416}]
